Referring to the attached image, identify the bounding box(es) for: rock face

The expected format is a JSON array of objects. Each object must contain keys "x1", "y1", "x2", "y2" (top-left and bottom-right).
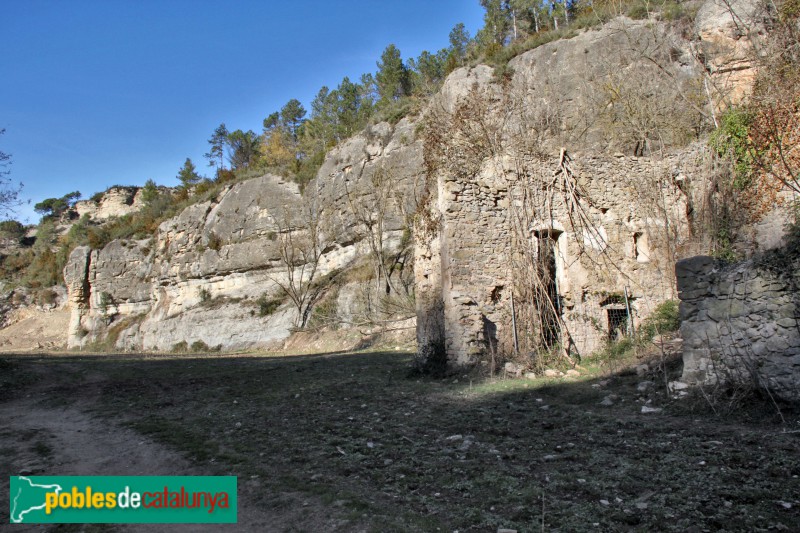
[
  {"x1": 63, "y1": 1, "x2": 777, "y2": 358},
  {"x1": 315, "y1": 117, "x2": 424, "y2": 237},
  {"x1": 74, "y1": 186, "x2": 146, "y2": 220},
  {"x1": 65, "y1": 118, "x2": 421, "y2": 351},
  {"x1": 677, "y1": 252, "x2": 800, "y2": 401},
  {"x1": 695, "y1": 0, "x2": 765, "y2": 106}
]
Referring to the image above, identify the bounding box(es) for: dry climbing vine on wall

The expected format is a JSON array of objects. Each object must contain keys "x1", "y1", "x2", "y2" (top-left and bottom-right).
[
  {"x1": 505, "y1": 147, "x2": 620, "y2": 366},
  {"x1": 421, "y1": 80, "x2": 650, "y2": 366}
]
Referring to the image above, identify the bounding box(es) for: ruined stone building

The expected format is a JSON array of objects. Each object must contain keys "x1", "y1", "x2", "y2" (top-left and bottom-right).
[
  {"x1": 415, "y1": 145, "x2": 701, "y2": 369},
  {"x1": 414, "y1": 0, "x2": 774, "y2": 370}
]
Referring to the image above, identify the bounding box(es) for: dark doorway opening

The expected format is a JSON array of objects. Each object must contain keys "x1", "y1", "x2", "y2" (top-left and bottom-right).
[
  {"x1": 534, "y1": 230, "x2": 562, "y2": 350},
  {"x1": 607, "y1": 308, "x2": 629, "y2": 340}
]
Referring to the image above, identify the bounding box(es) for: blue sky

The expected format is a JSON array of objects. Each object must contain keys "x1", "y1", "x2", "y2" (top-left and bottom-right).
[{"x1": 1, "y1": 1, "x2": 485, "y2": 223}]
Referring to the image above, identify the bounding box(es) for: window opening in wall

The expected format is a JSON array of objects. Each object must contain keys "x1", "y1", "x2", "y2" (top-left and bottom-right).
[
  {"x1": 633, "y1": 232, "x2": 649, "y2": 263},
  {"x1": 607, "y1": 308, "x2": 629, "y2": 340},
  {"x1": 534, "y1": 230, "x2": 562, "y2": 350},
  {"x1": 490, "y1": 285, "x2": 503, "y2": 304}
]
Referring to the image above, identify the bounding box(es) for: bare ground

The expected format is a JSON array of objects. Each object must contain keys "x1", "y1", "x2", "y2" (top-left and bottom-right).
[
  {"x1": 0, "y1": 345, "x2": 799, "y2": 532},
  {"x1": 0, "y1": 358, "x2": 363, "y2": 532},
  {"x1": 0, "y1": 308, "x2": 69, "y2": 353}
]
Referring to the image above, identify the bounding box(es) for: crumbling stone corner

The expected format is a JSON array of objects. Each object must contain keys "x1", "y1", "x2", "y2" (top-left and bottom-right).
[{"x1": 677, "y1": 253, "x2": 800, "y2": 401}]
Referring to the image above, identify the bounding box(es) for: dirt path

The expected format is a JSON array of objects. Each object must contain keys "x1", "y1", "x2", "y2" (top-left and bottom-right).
[{"x1": 0, "y1": 387, "x2": 348, "y2": 531}]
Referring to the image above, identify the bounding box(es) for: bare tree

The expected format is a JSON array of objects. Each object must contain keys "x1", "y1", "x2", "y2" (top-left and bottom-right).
[
  {"x1": 319, "y1": 163, "x2": 418, "y2": 333},
  {"x1": 270, "y1": 192, "x2": 330, "y2": 328},
  {"x1": 341, "y1": 166, "x2": 414, "y2": 300}
]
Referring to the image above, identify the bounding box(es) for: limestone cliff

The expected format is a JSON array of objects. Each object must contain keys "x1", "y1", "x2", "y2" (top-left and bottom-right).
[
  {"x1": 74, "y1": 186, "x2": 147, "y2": 221},
  {"x1": 65, "y1": 120, "x2": 421, "y2": 351}
]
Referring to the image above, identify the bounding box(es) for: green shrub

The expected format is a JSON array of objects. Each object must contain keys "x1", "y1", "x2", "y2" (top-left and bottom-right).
[
  {"x1": 0, "y1": 220, "x2": 26, "y2": 242},
  {"x1": 0, "y1": 249, "x2": 34, "y2": 281},
  {"x1": 256, "y1": 293, "x2": 283, "y2": 316},
  {"x1": 194, "y1": 179, "x2": 215, "y2": 196},
  {"x1": 640, "y1": 299, "x2": 681, "y2": 338},
  {"x1": 99, "y1": 291, "x2": 113, "y2": 311},
  {"x1": 216, "y1": 169, "x2": 237, "y2": 184},
  {"x1": 171, "y1": 341, "x2": 189, "y2": 353},
  {"x1": 190, "y1": 340, "x2": 210, "y2": 352},
  {"x1": 596, "y1": 336, "x2": 636, "y2": 365},
  {"x1": 35, "y1": 289, "x2": 57, "y2": 306},
  {"x1": 593, "y1": 299, "x2": 681, "y2": 365},
  {"x1": 627, "y1": 2, "x2": 650, "y2": 19},
  {"x1": 709, "y1": 108, "x2": 756, "y2": 190},
  {"x1": 207, "y1": 232, "x2": 222, "y2": 251},
  {"x1": 661, "y1": 1, "x2": 687, "y2": 21},
  {"x1": 198, "y1": 287, "x2": 212, "y2": 303}
]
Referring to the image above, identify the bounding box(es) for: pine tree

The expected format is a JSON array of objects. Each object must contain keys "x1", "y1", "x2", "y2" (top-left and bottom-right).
[
  {"x1": 227, "y1": 130, "x2": 260, "y2": 170},
  {"x1": 448, "y1": 23, "x2": 471, "y2": 66},
  {"x1": 204, "y1": 123, "x2": 229, "y2": 174},
  {"x1": 280, "y1": 99, "x2": 307, "y2": 142},
  {"x1": 177, "y1": 158, "x2": 201, "y2": 189},
  {"x1": 478, "y1": 0, "x2": 512, "y2": 47},
  {"x1": 376, "y1": 44, "x2": 409, "y2": 105},
  {"x1": 141, "y1": 179, "x2": 160, "y2": 206}
]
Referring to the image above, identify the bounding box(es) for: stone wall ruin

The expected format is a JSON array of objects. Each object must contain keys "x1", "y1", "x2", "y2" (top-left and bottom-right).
[
  {"x1": 677, "y1": 253, "x2": 800, "y2": 402},
  {"x1": 415, "y1": 147, "x2": 703, "y2": 370}
]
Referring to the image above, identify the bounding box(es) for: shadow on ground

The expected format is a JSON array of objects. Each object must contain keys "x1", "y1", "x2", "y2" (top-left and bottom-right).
[{"x1": 1, "y1": 350, "x2": 799, "y2": 532}]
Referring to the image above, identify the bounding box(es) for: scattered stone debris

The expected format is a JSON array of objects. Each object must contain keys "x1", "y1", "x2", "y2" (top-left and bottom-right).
[
  {"x1": 504, "y1": 362, "x2": 523, "y2": 377},
  {"x1": 668, "y1": 381, "x2": 689, "y2": 398},
  {"x1": 641, "y1": 406, "x2": 663, "y2": 414},
  {"x1": 600, "y1": 395, "x2": 617, "y2": 406},
  {"x1": 637, "y1": 381, "x2": 655, "y2": 392}
]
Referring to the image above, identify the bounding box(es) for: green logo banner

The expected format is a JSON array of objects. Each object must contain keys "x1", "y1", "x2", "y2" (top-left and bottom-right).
[{"x1": 9, "y1": 476, "x2": 237, "y2": 524}]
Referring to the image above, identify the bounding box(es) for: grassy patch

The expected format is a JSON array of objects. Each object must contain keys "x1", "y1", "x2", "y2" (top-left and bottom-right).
[
  {"x1": 255, "y1": 293, "x2": 283, "y2": 317},
  {"x1": 593, "y1": 299, "x2": 681, "y2": 369}
]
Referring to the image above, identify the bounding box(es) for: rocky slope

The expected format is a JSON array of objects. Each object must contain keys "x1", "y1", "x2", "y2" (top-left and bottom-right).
[{"x1": 74, "y1": 186, "x2": 147, "y2": 220}]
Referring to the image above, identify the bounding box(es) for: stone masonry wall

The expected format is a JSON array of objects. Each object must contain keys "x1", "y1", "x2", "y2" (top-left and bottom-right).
[
  {"x1": 421, "y1": 147, "x2": 701, "y2": 369},
  {"x1": 677, "y1": 254, "x2": 800, "y2": 402}
]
